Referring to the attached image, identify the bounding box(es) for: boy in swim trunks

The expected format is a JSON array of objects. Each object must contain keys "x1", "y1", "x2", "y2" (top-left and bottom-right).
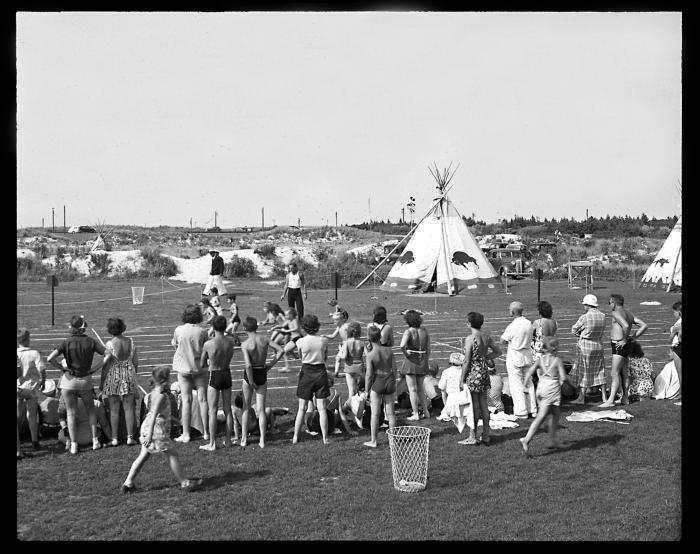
[
  {"x1": 600, "y1": 294, "x2": 648, "y2": 407},
  {"x1": 363, "y1": 326, "x2": 397, "y2": 448},
  {"x1": 199, "y1": 316, "x2": 235, "y2": 451},
  {"x1": 240, "y1": 316, "x2": 285, "y2": 448}
]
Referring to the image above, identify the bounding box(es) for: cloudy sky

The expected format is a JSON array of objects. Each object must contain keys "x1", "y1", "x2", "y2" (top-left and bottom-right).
[{"x1": 16, "y1": 11, "x2": 681, "y2": 229}]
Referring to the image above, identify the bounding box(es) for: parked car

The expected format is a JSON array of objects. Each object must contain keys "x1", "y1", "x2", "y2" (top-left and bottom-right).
[
  {"x1": 67, "y1": 225, "x2": 96, "y2": 234},
  {"x1": 487, "y1": 245, "x2": 533, "y2": 279}
]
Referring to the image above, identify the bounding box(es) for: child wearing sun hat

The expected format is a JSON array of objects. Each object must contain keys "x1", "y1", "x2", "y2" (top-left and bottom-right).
[{"x1": 438, "y1": 352, "x2": 472, "y2": 432}]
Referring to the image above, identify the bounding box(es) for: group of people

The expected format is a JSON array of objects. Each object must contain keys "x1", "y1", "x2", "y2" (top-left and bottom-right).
[{"x1": 17, "y1": 284, "x2": 681, "y2": 490}]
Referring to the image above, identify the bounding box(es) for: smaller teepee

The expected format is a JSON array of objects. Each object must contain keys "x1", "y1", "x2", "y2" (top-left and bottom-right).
[
  {"x1": 640, "y1": 215, "x2": 681, "y2": 291},
  {"x1": 90, "y1": 219, "x2": 113, "y2": 253}
]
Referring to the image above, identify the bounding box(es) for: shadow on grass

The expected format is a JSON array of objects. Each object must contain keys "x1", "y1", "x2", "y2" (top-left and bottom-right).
[
  {"x1": 145, "y1": 469, "x2": 273, "y2": 493},
  {"x1": 531, "y1": 432, "x2": 625, "y2": 458}
]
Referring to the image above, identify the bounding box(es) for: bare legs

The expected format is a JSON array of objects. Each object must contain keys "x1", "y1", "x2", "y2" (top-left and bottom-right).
[
  {"x1": 123, "y1": 446, "x2": 189, "y2": 488},
  {"x1": 293, "y1": 397, "x2": 328, "y2": 444},
  {"x1": 176, "y1": 373, "x2": 209, "y2": 442},
  {"x1": 520, "y1": 404, "x2": 561, "y2": 456},
  {"x1": 405, "y1": 374, "x2": 431, "y2": 419},
  {"x1": 108, "y1": 394, "x2": 136, "y2": 444},
  {"x1": 344, "y1": 373, "x2": 360, "y2": 398},
  {"x1": 62, "y1": 389, "x2": 100, "y2": 452},
  {"x1": 201, "y1": 387, "x2": 233, "y2": 451},
  {"x1": 177, "y1": 375, "x2": 193, "y2": 442},
  {"x1": 472, "y1": 392, "x2": 490, "y2": 442},
  {"x1": 601, "y1": 355, "x2": 627, "y2": 407},
  {"x1": 364, "y1": 392, "x2": 396, "y2": 447}
]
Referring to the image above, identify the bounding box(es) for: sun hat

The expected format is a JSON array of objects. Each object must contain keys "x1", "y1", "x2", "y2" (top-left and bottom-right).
[
  {"x1": 41, "y1": 378, "x2": 57, "y2": 396},
  {"x1": 449, "y1": 352, "x2": 466, "y2": 365},
  {"x1": 170, "y1": 381, "x2": 181, "y2": 394},
  {"x1": 581, "y1": 294, "x2": 598, "y2": 307}
]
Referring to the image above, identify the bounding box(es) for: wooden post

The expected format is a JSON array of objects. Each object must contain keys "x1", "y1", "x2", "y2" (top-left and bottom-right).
[
  {"x1": 334, "y1": 271, "x2": 339, "y2": 301},
  {"x1": 537, "y1": 268, "x2": 542, "y2": 303},
  {"x1": 63, "y1": 205, "x2": 66, "y2": 230}
]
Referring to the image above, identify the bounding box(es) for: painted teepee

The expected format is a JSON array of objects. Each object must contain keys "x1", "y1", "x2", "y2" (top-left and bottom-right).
[
  {"x1": 357, "y1": 163, "x2": 502, "y2": 295},
  {"x1": 640, "y1": 215, "x2": 681, "y2": 291}
]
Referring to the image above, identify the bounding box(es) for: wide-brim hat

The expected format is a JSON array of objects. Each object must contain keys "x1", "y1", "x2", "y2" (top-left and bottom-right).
[
  {"x1": 41, "y1": 378, "x2": 57, "y2": 395},
  {"x1": 581, "y1": 294, "x2": 598, "y2": 307},
  {"x1": 449, "y1": 352, "x2": 465, "y2": 365},
  {"x1": 209, "y1": 248, "x2": 219, "y2": 254}
]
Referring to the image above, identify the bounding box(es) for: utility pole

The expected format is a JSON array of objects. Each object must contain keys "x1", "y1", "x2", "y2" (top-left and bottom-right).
[
  {"x1": 402, "y1": 207, "x2": 405, "y2": 224},
  {"x1": 214, "y1": 211, "x2": 218, "y2": 228},
  {"x1": 586, "y1": 208, "x2": 588, "y2": 220},
  {"x1": 41, "y1": 217, "x2": 44, "y2": 228},
  {"x1": 297, "y1": 217, "x2": 300, "y2": 228},
  {"x1": 262, "y1": 207, "x2": 265, "y2": 230},
  {"x1": 190, "y1": 217, "x2": 192, "y2": 229},
  {"x1": 63, "y1": 205, "x2": 66, "y2": 230},
  {"x1": 335, "y1": 211, "x2": 337, "y2": 227},
  {"x1": 52, "y1": 208, "x2": 55, "y2": 231}
]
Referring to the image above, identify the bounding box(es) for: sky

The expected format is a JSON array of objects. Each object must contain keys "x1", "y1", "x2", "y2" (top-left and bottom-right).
[{"x1": 16, "y1": 11, "x2": 681, "y2": 229}]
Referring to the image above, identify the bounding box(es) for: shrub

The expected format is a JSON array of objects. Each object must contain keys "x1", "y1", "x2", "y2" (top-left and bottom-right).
[
  {"x1": 89, "y1": 252, "x2": 111, "y2": 276},
  {"x1": 139, "y1": 247, "x2": 179, "y2": 278},
  {"x1": 313, "y1": 244, "x2": 334, "y2": 263},
  {"x1": 32, "y1": 242, "x2": 48, "y2": 259},
  {"x1": 254, "y1": 244, "x2": 276, "y2": 259},
  {"x1": 225, "y1": 256, "x2": 257, "y2": 278}
]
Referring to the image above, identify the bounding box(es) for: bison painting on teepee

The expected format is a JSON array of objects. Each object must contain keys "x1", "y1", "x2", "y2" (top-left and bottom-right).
[{"x1": 357, "y1": 163, "x2": 502, "y2": 295}]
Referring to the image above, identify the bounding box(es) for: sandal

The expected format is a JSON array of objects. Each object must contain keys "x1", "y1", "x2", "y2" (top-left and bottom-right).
[{"x1": 458, "y1": 438, "x2": 478, "y2": 445}]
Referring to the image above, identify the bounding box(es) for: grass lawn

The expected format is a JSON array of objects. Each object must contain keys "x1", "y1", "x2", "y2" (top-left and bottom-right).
[{"x1": 16, "y1": 277, "x2": 682, "y2": 540}]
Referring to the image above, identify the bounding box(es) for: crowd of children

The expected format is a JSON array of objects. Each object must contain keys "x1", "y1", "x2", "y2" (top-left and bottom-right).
[{"x1": 17, "y1": 290, "x2": 681, "y2": 492}]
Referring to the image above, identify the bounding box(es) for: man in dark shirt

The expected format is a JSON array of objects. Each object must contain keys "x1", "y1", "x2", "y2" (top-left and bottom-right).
[{"x1": 203, "y1": 249, "x2": 228, "y2": 296}]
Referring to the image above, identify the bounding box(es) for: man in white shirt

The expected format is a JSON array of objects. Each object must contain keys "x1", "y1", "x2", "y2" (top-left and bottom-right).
[{"x1": 500, "y1": 301, "x2": 536, "y2": 419}]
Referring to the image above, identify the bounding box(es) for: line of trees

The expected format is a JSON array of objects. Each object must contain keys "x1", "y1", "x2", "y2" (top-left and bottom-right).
[{"x1": 351, "y1": 214, "x2": 677, "y2": 238}]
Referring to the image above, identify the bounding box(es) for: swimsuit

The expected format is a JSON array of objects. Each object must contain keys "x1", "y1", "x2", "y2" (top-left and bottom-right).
[
  {"x1": 370, "y1": 372, "x2": 396, "y2": 395},
  {"x1": 243, "y1": 366, "x2": 268, "y2": 387},
  {"x1": 209, "y1": 368, "x2": 232, "y2": 390},
  {"x1": 610, "y1": 340, "x2": 631, "y2": 358},
  {"x1": 535, "y1": 355, "x2": 561, "y2": 407}
]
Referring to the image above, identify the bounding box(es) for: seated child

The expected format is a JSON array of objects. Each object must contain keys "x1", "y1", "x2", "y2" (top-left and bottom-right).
[{"x1": 438, "y1": 353, "x2": 472, "y2": 433}]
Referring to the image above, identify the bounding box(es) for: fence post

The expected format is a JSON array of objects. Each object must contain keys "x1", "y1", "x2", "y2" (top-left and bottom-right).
[{"x1": 334, "y1": 271, "x2": 339, "y2": 301}]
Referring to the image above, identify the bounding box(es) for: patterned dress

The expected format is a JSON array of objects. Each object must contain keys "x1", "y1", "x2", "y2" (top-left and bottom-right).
[
  {"x1": 139, "y1": 392, "x2": 173, "y2": 453},
  {"x1": 102, "y1": 338, "x2": 137, "y2": 396},
  {"x1": 628, "y1": 357, "x2": 654, "y2": 400},
  {"x1": 570, "y1": 309, "x2": 607, "y2": 388},
  {"x1": 466, "y1": 338, "x2": 491, "y2": 393},
  {"x1": 531, "y1": 321, "x2": 545, "y2": 361}
]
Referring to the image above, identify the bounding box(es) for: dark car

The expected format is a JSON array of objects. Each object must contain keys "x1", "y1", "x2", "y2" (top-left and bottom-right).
[
  {"x1": 487, "y1": 245, "x2": 533, "y2": 279},
  {"x1": 78, "y1": 226, "x2": 96, "y2": 233}
]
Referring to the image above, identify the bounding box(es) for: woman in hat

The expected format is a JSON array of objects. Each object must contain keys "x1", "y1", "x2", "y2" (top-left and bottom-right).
[
  {"x1": 569, "y1": 294, "x2": 607, "y2": 405},
  {"x1": 46, "y1": 315, "x2": 110, "y2": 454},
  {"x1": 203, "y1": 249, "x2": 227, "y2": 296},
  {"x1": 100, "y1": 317, "x2": 139, "y2": 447},
  {"x1": 438, "y1": 352, "x2": 471, "y2": 433}
]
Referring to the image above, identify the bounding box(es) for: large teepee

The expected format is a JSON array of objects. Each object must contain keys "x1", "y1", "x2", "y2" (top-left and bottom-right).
[
  {"x1": 89, "y1": 219, "x2": 114, "y2": 253},
  {"x1": 640, "y1": 215, "x2": 681, "y2": 291},
  {"x1": 357, "y1": 164, "x2": 502, "y2": 295}
]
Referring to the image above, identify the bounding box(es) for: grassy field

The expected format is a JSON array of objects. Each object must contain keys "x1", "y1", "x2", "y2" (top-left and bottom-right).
[{"x1": 16, "y1": 277, "x2": 682, "y2": 540}]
